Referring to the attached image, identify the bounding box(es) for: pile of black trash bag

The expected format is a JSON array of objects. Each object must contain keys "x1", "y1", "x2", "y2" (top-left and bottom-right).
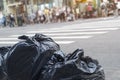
[{"x1": 0, "y1": 34, "x2": 105, "y2": 80}]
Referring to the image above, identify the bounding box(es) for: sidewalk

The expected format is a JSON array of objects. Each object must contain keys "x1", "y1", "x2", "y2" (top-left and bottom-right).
[
  {"x1": 0, "y1": 16, "x2": 120, "y2": 29},
  {"x1": 77, "y1": 16, "x2": 120, "y2": 22}
]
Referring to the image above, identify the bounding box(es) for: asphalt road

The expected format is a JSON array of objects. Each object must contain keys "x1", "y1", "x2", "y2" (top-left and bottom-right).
[{"x1": 0, "y1": 17, "x2": 120, "y2": 80}]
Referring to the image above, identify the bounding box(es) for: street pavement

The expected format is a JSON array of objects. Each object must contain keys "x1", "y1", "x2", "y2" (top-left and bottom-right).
[{"x1": 0, "y1": 17, "x2": 120, "y2": 80}]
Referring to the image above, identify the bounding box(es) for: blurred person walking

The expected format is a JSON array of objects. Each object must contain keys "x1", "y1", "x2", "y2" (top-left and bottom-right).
[
  {"x1": 44, "y1": 7, "x2": 49, "y2": 23},
  {"x1": 86, "y1": 2, "x2": 94, "y2": 18},
  {"x1": 55, "y1": 8, "x2": 60, "y2": 22},
  {"x1": 52, "y1": 8, "x2": 57, "y2": 23},
  {"x1": 38, "y1": 9, "x2": 45, "y2": 23},
  {"x1": 100, "y1": 0, "x2": 107, "y2": 17},
  {"x1": 112, "y1": 1, "x2": 118, "y2": 17},
  {"x1": 49, "y1": 9, "x2": 53, "y2": 23},
  {"x1": 29, "y1": 12, "x2": 36, "y2": 24},
  {"x1": 75, "y1": 8, "x2": 80, "y2": 19},
  {"x1": 0, "y1": 12, "x2": 6, "y2": 27},
  {"x1": 9, "y1": 13, "x2": 15, "y2": 27}
]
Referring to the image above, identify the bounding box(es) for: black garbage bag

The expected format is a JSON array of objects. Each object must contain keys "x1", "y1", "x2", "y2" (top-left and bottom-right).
[
  {"x1": 1, "y1": 33, "x2": 105, "y2": 80},
  {"x1": 0, "y1": 47, "x2": 11, "y2": 80},
  {"x1": 0, "y1": 47, "x2": 11, "y2": 56},
  {"x1": 43, "y1": 49, "x2": 105, "y2": 80},
  {"x1": 5, "y1": 34, "x2": 65, "y2": 80},
  {"x1": 0, "y1": 54, "x2": 7, "y2": 80}
]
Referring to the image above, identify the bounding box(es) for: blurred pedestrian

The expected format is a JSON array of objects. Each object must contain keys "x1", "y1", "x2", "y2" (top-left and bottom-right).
[
  {"x1": 112, "y1": 2, "x2": 118, "y2": 17},
  {"x1": 0, "y1": 12, "x2": 6, "y2": 27},
  {"x1": 86, "y1": 2, "x2": 94, "y2": 18},
  {"x1": 44, "y1": 7, "x2": 49, "y2": 23},
  {"x1": 38, "y1": 9, "x2": 46, "y2": 23},
  {"x1": 75, "y1": 8, "x2": 80, "y2": 19},
  {"x1": 17, "y1": 14, "x2": 23, "y2": 26},
  {"x1": 55, "y1": 8, "x2": 60, "y2": 22},
  {"x1": 9, "y1": 13, "x2": 15, "y2": 27},
  {"x1": 3, "y1": 15, "x2": 6, "y2": 27},
  {"x1": 100, "y1": 0, "x2": 107, "y2": 17},
  {"x1": 29, "y1": 13, "x2": 36, "y2": 24},
  {"x1": 52, "y1": 8, "x2": 56, "y2": 23},
  {"x1": 49, "y1": 9, "x2": 53, "y2": 23}
]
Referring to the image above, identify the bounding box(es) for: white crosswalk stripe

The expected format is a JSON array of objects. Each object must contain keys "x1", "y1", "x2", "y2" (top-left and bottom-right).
[
  {"x1": 0, "y1": 41, "x2": 75, "y2": 44},
  {"x1": 0, "y1": 26, "x2": 119, "y2": 45},
  {"x1": 10, "y1": 31, "x2": 108, "y2": 37},
  {"x1": 27, "y1": 28, "x2": 119, "y2": 33}
]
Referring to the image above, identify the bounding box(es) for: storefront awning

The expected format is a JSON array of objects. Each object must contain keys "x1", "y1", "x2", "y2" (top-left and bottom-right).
[
  {"x1": 75, "y1": 0, "x2": 87, "y2": 3},
  {"x1": 8, "y1": 2, "x2": 22, "y2": 7},
  {"x1": 87, "y1": 0, "x2": 93, "y2": 2}
]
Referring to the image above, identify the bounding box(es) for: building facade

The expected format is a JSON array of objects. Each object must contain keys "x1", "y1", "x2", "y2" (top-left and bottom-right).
[
  {"x1": 0, "y1": 0, "x2": 4, "y2": 11},
  {"x1": 3, "y1": 0, "x2": 108, "y2": 16}
]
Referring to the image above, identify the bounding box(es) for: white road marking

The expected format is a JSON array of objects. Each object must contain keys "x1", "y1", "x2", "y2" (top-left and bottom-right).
[
  {"x1": 0, "y1": 41, "x2": 75, "y2": 45},
  {"x1": 51, "y1": 36, "x2": 92, "y2": 39},
  {"x1": 10, "y1": 31, "x2": 108, "y2": 37},
  {"x1": 0, "y1": 38, "x2": 18, "y2": 40},
  {"x1": 0, "y1": 41, "x2": 18, "y2": 44},
  {"x1": 26, "y1": 28, "x2": 119, "y2": 33},
  {"x1": 1, "y1": 26, "x2": 119, "y2": 45},
  {"x1": 55, "y1": 41, "x2": 74, "y2": 44},
  {"x1": 0, "y1": 35, "x2": 92, "y2": 40},
  {"x1": 45, "y1": 31, "x2": 107, "y2": 35}
]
